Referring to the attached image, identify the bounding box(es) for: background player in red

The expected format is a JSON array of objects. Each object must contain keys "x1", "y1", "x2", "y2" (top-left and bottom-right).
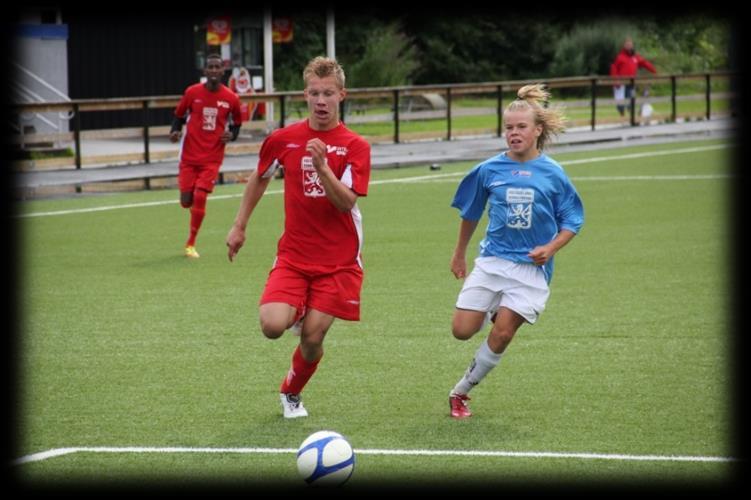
[
  {"x1": 609, "y1": 36, "x2": 657, "y2": 117},
  {"x1": 225, "y1": 57, "x2": 371, "y2": 418},
  {"x1": 229, "y1": 66, "x2": 256, "y2": 123},
  {"x1": 170, "y1": 54, "x2": 242, "y2": 258}
]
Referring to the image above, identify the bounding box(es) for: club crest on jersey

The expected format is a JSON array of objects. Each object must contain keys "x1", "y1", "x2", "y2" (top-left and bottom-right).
[
  {"x1": 506, "y1": 188, "x2": 534, "y2": 229},
  {"x1": 326, "y1": 145, "x2": 348, "y2": 156},
  {"x1": 217, "y1": 100, "x2": 231, "y2": 109},
  {"x1": 202, "y1": 107, "x2": 218, "y2": 131},
  {"x1": 302, "y1": 156, "x2": 326, "y2": 197}
]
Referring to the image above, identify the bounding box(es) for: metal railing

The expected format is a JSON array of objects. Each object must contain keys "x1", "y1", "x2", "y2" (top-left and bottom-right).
[{"x1": 11, "y1": 71, "x2": 735, "y2": 170}]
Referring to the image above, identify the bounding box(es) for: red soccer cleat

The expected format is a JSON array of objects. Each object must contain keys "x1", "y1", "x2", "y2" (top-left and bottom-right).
[{"x1": 449, "y1": 393, "x2": 472, "y2": 419}]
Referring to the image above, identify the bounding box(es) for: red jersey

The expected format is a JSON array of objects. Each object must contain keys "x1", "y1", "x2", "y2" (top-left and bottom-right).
[
  {"x1": 609, "y1": 48, "x2": 657, "y2": 77},
  {"x1": 174, "y1": 83, "x2": 241, "y2": 165},
  {"x1": 257, "y1": 120, "x2": 371, "y2": 268}
]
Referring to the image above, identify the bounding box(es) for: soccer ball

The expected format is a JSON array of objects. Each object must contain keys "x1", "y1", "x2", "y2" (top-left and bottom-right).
[{"x1": 296, "y1": 430, "x2": 355, "y2": 486}]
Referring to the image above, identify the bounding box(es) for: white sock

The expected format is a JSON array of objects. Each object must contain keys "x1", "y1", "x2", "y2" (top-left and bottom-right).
[{"x1": 451, "y1": 339, "x2": 502, "y2": 396}]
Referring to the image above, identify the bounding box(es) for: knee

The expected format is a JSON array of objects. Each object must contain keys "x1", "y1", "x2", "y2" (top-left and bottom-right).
[
  {"x1": 259, "y1": 317, "x2": 286, "y2": 339},
  {"x1": 493, "y1": 328, "x2": 514, "y2": 345},
  {"x1": 488, "y1": 326, "x2": 515, "y2": 352},
  {"x1": 180, "y1": 192, "x2": 193, "y2": 208},
  {"x1": 451, "y1": 320, "x2": 477, "y2": 341}
]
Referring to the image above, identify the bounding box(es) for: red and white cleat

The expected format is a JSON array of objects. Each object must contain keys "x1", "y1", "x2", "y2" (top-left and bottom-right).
[{"x1": 449, "y1": 393, "x2": 472, "y2": 419}]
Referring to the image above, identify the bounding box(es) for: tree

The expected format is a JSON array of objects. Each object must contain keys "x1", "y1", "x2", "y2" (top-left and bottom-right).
[
  {"x1": 636, "y1": 16, "x2": 731, "y2": 73},
  {"x1": 548, "y1": 20, "x2": 640, "y2": 77},
  {"x1": 341, "y1": 22, "x2": 419, "y2": 88},
  {"x1": 271, "y1": 13, "x2": 420, "y2": 90},
  {"x1": 272, "y1": 13, "x2": 325, "y2": 91},
  {"x1": 405, "y1": 13, "x2": 563, "y2": 84},
  {"x1": 548, "y1": 15, "x2": 731, "y2": 78}
]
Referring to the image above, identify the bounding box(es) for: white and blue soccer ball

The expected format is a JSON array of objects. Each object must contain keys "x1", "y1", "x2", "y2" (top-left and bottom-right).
[{"x1": 296, "y1": 430, "x2": 355, "y2": 486}]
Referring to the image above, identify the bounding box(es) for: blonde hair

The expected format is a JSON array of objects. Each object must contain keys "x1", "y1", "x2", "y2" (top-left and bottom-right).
[
  {"x1": 505, "y1": 84, "x2": 566, "y2": 150},
  {"x1": 303, "y1": 57, "x2": 345, "y2": 89}
]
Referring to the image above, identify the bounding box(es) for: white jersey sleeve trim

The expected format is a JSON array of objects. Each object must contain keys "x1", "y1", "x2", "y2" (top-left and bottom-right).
[
  {"x1": 341, "y1": 164, "x2": 353, "y2": 189},
  {"x1": 260, "y1": 159, "x2": 280, "y2": 179}
]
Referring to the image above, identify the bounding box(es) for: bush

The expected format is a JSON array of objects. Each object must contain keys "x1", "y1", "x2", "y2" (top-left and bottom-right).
[
  {"x1": 342, "y1": 22, "x2": 419, "y2": 88},
  {"x1": 636, "y1": 17, "x2": 731, "y2": 73},
  {"x1": 549, "y1": 20, "x2": 640, "y2": 77},
  {"x1": 272, "y1": 15, "x2": 326, "y2": 92}
]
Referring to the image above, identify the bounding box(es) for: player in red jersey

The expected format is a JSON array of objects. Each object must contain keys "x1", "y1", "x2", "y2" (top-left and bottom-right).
[
  {"x1": 170, "y1": 54, "x2": 242, "y2": 258},
  {"x1": 226, "y1": 57, "x2": 371, "y2": 418},
  {"x1": 609, "y1": 37, "x2": 657, "y2": 117}
]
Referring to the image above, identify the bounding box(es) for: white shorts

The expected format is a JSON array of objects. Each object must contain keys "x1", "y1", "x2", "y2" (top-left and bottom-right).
[{"x1": 455, "y1": 256, "x2": 550, "y2": 324}]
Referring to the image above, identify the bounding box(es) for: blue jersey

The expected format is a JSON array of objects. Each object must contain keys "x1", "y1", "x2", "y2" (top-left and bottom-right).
[{"x1": 451, "y1": 152, "x2": 584, "y2": 283}]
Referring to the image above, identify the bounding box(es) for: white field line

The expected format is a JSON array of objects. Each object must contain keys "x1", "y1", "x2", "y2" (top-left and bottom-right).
[
  {"x1": 13, "y1": 446, "x2": 736, "y2": 465},
  {"x1": 415, "y1": 174, "x2": 731, "y2": 184},
  {"x1": 17, "y1": 144, "x2": 729, "y2": 219},
  {"x1": 573, "y1": 174, "x2": 730, "y2": 181},
  {"x1": 16, "y1": 189, "x2": 283, "y2": 218},
  {"x1": 559, "y1": 143, "x2": 728, "y2": 165}
]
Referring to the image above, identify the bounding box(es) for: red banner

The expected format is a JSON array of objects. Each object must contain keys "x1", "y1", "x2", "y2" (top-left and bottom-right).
[
  {"x1": 272, "y1": 17, "x2": 293, "y2": 44},
  {"x1": 207, "y1": 16, "x2": 231, "y2": 45}
]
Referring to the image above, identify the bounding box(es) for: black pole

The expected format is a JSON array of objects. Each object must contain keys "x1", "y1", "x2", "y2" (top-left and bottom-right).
[
  {"x1": 142, "y1": 100, "x2": 150, "y2": 164},
  {"x1": 393, "y1": 89, "x2": 400, "y2": 144},
  {"x1": 671, "y1": 76, "x2": 677, "y2": 123},
  {"x1": 496, "y1": 85, "x2": 503, "y2": 137},
  {"x1": 73, "y1": 102, "x2": 82, "y2": 193},
  {"x1": 446, "y1": 87, "x2": 452, "y2": 141},
  {"x1": 279, "y1": 96, "x2": 286, "y2": 128},
  {"x1": 705, "y1": 73, "x2": 711, "y2": 120},
  {"x1": 590, "y1": 78, "x2": 597, "y2": 131},
  {"x1": 629, "y1": 78, "x2": 636, "y2": 126},
  {"x1": 73, "y1": 103, "x2": 81, "y2": 170}
]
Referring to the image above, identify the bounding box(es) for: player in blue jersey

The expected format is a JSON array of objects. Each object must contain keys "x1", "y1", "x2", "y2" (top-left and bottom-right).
[{"x1": 447, "y1": 84, "x2": 584, "y2": 419}]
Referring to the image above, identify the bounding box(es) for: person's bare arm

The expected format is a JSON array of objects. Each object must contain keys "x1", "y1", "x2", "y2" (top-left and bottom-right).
[
  {"x1": 450, "y1": 218, "x2": 480, "y2": 279},
  {"x1": 527, "y1": 229, "x2": 577, "y2": 266},
  {"x1": 226, "y1": 169, "x2": 272, "y2": 262}
]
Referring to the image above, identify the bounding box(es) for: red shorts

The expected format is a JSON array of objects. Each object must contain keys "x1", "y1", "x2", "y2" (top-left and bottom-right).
[
  {"x1": 178, "y1": 162, "x2": 221, "y2": 193},
  {"x1": 260, "y1": 257, "x2": 364, "y2": 321}
]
